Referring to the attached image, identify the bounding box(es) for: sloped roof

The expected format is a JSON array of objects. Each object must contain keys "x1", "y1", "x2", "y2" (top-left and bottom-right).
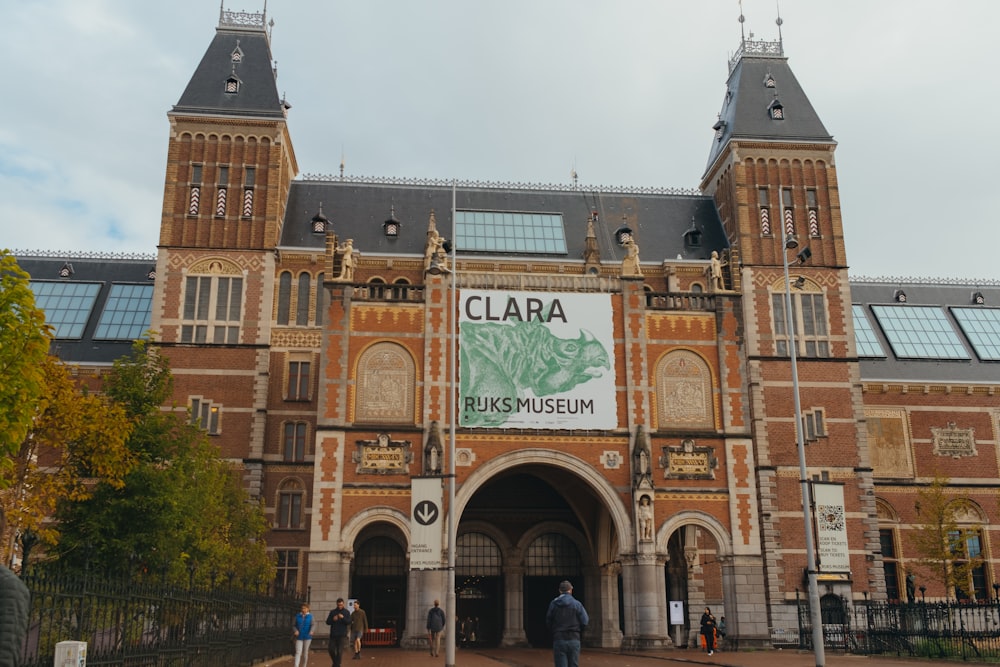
[
  {"x1": 279, "y1": 178, "x2": 729, "y2": 265},
  {"x1": 705, "y1": 42, "x2": 834, "y2": 172},
  {"x1": 850, "y1": 280, "x2": 1000, "y2": 384},
  {"x1": 172, "y1": 22, "x2": 285, "y2": 119}
]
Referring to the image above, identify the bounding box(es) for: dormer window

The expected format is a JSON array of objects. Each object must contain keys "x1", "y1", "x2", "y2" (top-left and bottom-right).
[
  {"x1": 768, "y1": 98, "x2": 784, "y2": 120},
  {"x1": 311, "y1": 205, "x2": 329, "y2": 234},
  {"x1": 712, "y1": 118, "x2": 727, "y2": 141},
  {"x1": 225, "y1": 75, "x2": 240, "y2": 94},
  {"x1": 764, "y1": 73, "x2": 776, "y2": 88},
  {"x1": 231, "y1": 42, "x2": 244, "y2": 63}
]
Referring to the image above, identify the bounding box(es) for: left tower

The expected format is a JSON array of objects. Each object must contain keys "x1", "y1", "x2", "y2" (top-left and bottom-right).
[{"x1": 151, "y1": 6, "x2": 298, "y2": 493}]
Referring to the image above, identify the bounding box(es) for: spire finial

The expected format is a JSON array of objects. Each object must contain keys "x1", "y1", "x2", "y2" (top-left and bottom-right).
[
  {"x1": 738, "y1": 0, "x2": 746, "y2": 45},
  {"x1": 775, "y1": 1, "x2": 784, "y2": 47}
]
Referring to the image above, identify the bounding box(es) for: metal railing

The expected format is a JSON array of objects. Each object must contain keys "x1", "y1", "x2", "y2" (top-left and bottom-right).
[
  {"x1": 797, "y1": 595, "x2": 1000, "y2": 661},
  {"x1": 20, "y1": 567, "x2": 300, "y2": 667}
]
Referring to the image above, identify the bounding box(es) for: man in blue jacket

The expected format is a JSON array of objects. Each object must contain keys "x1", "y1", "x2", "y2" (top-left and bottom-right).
[
  {"x1": 545, "y1": 580, "x2": 589, "y2": 667},
  {"x1": 326, "y1": 598, "x2": 352, "y2": 667}
]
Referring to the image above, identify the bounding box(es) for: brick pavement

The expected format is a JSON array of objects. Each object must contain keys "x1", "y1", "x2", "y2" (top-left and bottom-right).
[{"x1": 257, "y1": 646, "x2": 970, "y2": 667}]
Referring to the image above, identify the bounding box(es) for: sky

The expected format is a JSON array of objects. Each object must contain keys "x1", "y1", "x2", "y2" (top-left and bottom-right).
[{"x1": 3, "y1": 1, "x2": 998, "y2": 281}]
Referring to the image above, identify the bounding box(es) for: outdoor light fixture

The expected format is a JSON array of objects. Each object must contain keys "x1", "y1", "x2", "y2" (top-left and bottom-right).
[
  {"x1": 780, "y1": 233, "x2": 826, "y2": 667},
  {"x1": 310, "y1": 204, "x2": 328, "y2": 234},
  {"x1": 793, "y1": 276, "x2": 806, "y2": 290}
]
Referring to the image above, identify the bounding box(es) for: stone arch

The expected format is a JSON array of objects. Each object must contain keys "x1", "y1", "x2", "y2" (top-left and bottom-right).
[
  {"x1": 341, "y1": 506, "x2": 411, "y2": 550},
  {"x1": 657, "y1": 509, "x2": 732, "y2": 558},
  {"x1": 516, "y1": 521, "x2": 595, "y2": 569},
  {"x1": 455, "y1": 448, "x2": 633, "y2": 547},
  {"x1": 875, "y1": 497, "x2": 900, "y2": 523},
  {"x1": 354, "y1": 341, "x2": 416, "y2": 423}
]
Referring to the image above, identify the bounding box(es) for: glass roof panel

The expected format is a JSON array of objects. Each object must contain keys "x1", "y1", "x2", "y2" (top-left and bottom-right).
[
  {"x1": 851, "y1": 305, "x2": 886, "y2": 357},
  {"x1": 951, "y1": 307, "x2": 1000, "y2": 361},
  {"x1": 95, "y1": 283, "x2": 154, "y2": 340},
  {"x1": 870, "y1": 305, "x2": 969, "y2": 360},
  {"x1": 456, "y1": 210, "x2": 567, "y2": 254},
  {"x1": 29, "y1": 281, "x2": 102, "y2": 339}
]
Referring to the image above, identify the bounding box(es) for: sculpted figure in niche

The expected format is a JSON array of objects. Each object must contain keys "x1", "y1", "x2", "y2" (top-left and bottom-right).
[{"x1": 638, "y1": 494, "x2": 654, "y2": 542}]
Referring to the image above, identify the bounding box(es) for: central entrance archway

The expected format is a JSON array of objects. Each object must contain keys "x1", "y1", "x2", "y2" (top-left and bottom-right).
[{"x1": 454, "y1": 452, "x2": 631, "y2": 648}]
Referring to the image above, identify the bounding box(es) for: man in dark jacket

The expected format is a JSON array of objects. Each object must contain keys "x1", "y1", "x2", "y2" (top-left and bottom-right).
[
  {"x1": 326, "y1": 598, "x2": 352, "y2": 667},
  {"x1": 426, "y1": 599, "x2": 446, "y2": 657},
  {"x1": 545, "y1": 580, "x2": 589, "y2": 667}
]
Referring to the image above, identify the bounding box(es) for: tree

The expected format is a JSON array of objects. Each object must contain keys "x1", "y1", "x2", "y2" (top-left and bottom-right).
[
  {"x1": 0, "y1": 250, "x2": 51, "y2": 478},
  {"x1": 55, "y1": 341, "x2": 274, "y2": 588},
  {"x1": 908, "y1": 474, "x2": 986, "y2": 600},
  {"x1": 0, "y1": 354, "x2": 134, "y2": 565}
]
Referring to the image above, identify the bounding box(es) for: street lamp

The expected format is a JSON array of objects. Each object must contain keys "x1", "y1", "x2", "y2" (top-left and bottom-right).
[
  {"x1": 445, "y1": 183, "x2": 458, "y2": 667},
  {"x1": 780, "y1": 233, "x2": 825, "y2": 667}
]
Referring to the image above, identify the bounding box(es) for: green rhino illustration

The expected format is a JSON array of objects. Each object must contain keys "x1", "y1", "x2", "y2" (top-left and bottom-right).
[{"x1": 459, "y1": 315, "x2": 611, "y2": 427}]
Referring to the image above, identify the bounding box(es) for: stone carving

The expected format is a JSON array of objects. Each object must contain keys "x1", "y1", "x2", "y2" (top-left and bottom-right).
[
  {"x1": 637, "y1": 494, "x2": 655, "y2": 542},
  {"x1": 866, "y1": 409, "x2": 914, "y2": 478},
  {"x1": 931, "y1": 422, "x2": 977, "y2": 458},
  {"x1": 633, "y1": 425, "x2": 653, "y2": 489},
  {"x1": 425, "y1": 421, "x2": 444, "y2": 475},
  {"x1": 620, "y1": 237, "x2": 642, "y2": 277},
  {"x1": 708, "y1": 250, "x2": 728, "y2": 292},
  {"x1": 332, "y1": 238, "x2": 356, "y2": 282}
]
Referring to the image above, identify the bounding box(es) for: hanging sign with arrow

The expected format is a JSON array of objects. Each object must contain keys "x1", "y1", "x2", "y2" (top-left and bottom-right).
[{"x1": 410, "y1": 477, "x2": 443, "y2": 570}]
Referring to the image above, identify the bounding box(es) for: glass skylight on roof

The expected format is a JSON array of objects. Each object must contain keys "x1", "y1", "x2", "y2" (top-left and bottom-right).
[
  {"x1": 951, "y1": 307, "x2": 1000, "y2": 361},
  {"x1": 455, "y1": 210, "x2": 567, "y2": 254},
  {"x1": 852, "y1": 305, "x2": 885, "y2": 357},
  {"x1": 870, "y1": 305, "x2": 970, "y2": 360},
  {"x1": 30, "y1": 281, "x2": 102, "y2": 339},
  {"x1": 95, "y1": 283, "x2": 154, "y2": 340}
]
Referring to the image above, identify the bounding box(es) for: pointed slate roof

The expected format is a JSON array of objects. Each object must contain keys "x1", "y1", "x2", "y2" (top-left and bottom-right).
[
  {"x1": 705, "y1": 40, "x2": 834, "y2": 173},
  {"x1": 172, "y1": 10, "x2": 285, "y2": 119}
]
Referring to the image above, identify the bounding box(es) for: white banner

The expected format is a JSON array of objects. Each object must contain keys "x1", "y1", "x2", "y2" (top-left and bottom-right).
[
  {"x1": 813, "y1": 482, "x2": 851, "y2": 574},
  {"x1": 410, "y1": 477, "x2": 443, "y2": 570},
  {"x1": 458, "y1": 290, "x2": 617, "y2": 429}
]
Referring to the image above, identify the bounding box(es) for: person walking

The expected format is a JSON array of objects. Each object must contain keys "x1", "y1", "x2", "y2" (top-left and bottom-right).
[
  {"x1": 292, "y1": 603, "x2": 314, "y2": 667},
  {"x1": 326, "y1": 598, "x2": 352, "y2": 667},
  {"x1": 426, "y1": 599, "x2": 446, "y2": 657},
  {"x1": 350, "y1": 599, "x2": 369, "y2": 660},
  {"x1": 717, "y1": 615, "x2": 727, "y2": 651},
  {"x1": 700, "y1": 607, "x2": 717, "y2": 656},
  {"x1": 545, "y1": 580, "x2": 589, "y2": 667}
]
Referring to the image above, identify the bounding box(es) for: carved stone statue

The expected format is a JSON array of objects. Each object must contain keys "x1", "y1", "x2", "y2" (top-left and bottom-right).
[
  {"x1": 334, "y1": 238, "x2": 356, "y2": 282},
  {"x1": 708, "y1": 250, "x2": 727, "y2": 292},
  {"x1": 620, "y1": 237, "x2": 642, "y2": 277},
  {"x1": 425, "y1": 420, "x2": 443, "y2": 475},
  {"x1": 632, "y1": 425, "x2": 652, "y2": 489},
  {"x1": 638, "y1": 494, "x2": 654, "y2": 542}
]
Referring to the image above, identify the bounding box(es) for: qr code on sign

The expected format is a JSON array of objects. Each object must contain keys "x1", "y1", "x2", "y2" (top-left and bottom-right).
[{"x1": 818, "y1": 504, "x2": 844, "y2": 531}]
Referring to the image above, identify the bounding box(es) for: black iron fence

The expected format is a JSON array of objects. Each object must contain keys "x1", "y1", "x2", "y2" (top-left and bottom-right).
[
  {"x1": 20, "y1": 568, "x2": 301, "y2": 667},
  {"x1": 798, "y1": 596, "x2": 1000, "y2": 661}
]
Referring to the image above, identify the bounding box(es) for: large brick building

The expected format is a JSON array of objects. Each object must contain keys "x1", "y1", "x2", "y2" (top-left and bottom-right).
[{"x1": 16, "y1": 6, "x2": 1000, "y2": 651}]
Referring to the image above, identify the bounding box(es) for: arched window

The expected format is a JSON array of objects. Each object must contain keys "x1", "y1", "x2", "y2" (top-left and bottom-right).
[
  {"x1": 656, "y1": 350, "x2": 714, "y2": 430},
  {"x1": 457, "y1": 532, "x2": 502, "y2": 577},
  {"x1": 354, "y1": 536, "x2": 406, "y2": 576},
  {"x1": 368, "y1": 277, "x2": 387, "y2": 300},
  {"x1": 181, "y1": 258, "x2": 244, "y2": 344},
  {"x1": 277, "y1": 271, "x2": 292, "y2": 325},
  {"x1": 355, "y1": 343, "x2": 415, "y2": 423},
  {"x1": 315, "y1": 273, "x2": 329, "y2": 327},
  {"x1": 276, "y1": 478, "x2": 305, "y2": 529},
  {"x1": 296, "y1": 272, "x2": 311, "y2": 325},
  {"x1": 525, "y1": 533, "x2": 582, "y2": 576},
  {"x1": 771, "y1": 277, "x2": 830, "y2": 358},
  {"x1": 391, "y1": 278, "x2": 411, "y2": 301}
]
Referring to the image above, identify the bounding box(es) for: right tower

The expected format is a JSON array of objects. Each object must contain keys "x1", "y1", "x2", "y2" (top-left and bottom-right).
[{"x1": 700, "y1": 29, "x2": 885, "y2": 633}]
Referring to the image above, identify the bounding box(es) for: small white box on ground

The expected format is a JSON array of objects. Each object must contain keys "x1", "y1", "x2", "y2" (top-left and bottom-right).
[{"x1": 54, "y1": 640, "x2": 87, "y2": 666}]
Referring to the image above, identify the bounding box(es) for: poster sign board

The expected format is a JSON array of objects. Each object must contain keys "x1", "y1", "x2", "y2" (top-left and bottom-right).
[
  {"x1": 458, "y1": 290, "x2": 617, "y2": 429},
  {"x1": 410, "y1": 477, "x2": 443, "y2": 570},
  {"x1": 813, "y1": 481, "x2": 851, "y2": 575},
  {"x1": 669, "y1": 600, "x2": 685, "y2": 626}
]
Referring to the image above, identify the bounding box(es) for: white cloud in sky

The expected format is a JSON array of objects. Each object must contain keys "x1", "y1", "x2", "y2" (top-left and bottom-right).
[{"x1": 2, "y1": 0, "x2": 998, "y2": 280}]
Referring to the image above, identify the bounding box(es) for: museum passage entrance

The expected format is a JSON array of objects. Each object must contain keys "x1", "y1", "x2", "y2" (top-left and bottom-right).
[
  {"x1": 351, "y1": 533, "x2": 407, "y2": 635},
  {"x1": 459, "y1": 466, "x2": 603, "y2": 648}
]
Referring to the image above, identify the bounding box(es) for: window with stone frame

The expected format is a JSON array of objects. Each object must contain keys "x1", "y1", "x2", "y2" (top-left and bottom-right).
[
  {"x1": 287, "y1": 354, "x2": 312, "y2": 401},
  {"x1": 189, "y1": 396, "x2": 221, "y2": 435},
  {"x1": 180, "y1": 260, "x2": 244, "y2": 344},
  {"x1": 283, "y1": 421, "x2": 308, "y2": 462},
  {"x1": 276, "y1": 479, "x2": 305, "y2": 529},
  {"x1": 771, "y1": 279, "x2": 830, "y2": 358},
  {"x1": 296, "y1": 272, "x2": 311, "y2": 325},
  {"x1": 276, "y1": 271, "x2": 292, "y2": 325},
  {"x1": 275, "y1": 549, "x2": 299, "y2": 593}
]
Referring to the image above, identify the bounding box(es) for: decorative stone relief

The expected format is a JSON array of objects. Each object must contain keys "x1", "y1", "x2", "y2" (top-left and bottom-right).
[
  {"x1": 657, "y1": 350, "x2": 714, "y2": 430},
  {"x1": 660, "y1": 438, "x2": 717, "y2": 480},
  {"x1": 600, "y1": 450, "x2": 622, "y2": 470},
  {"x1": 931, "y1": 422, "x2": 977, "y2": 458},
  {"x1": 455, "y1": 448, "x2": 475, "y2": 467},
  {"x1": 866, "y1": 409, "x2": 914, "y2": 478},
  {"x1": 355, "y1": 342, "x2": 414, "y2": 423},
  {"x1": 352, "y1": 433, "x2": 413, "y2": 475}
]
